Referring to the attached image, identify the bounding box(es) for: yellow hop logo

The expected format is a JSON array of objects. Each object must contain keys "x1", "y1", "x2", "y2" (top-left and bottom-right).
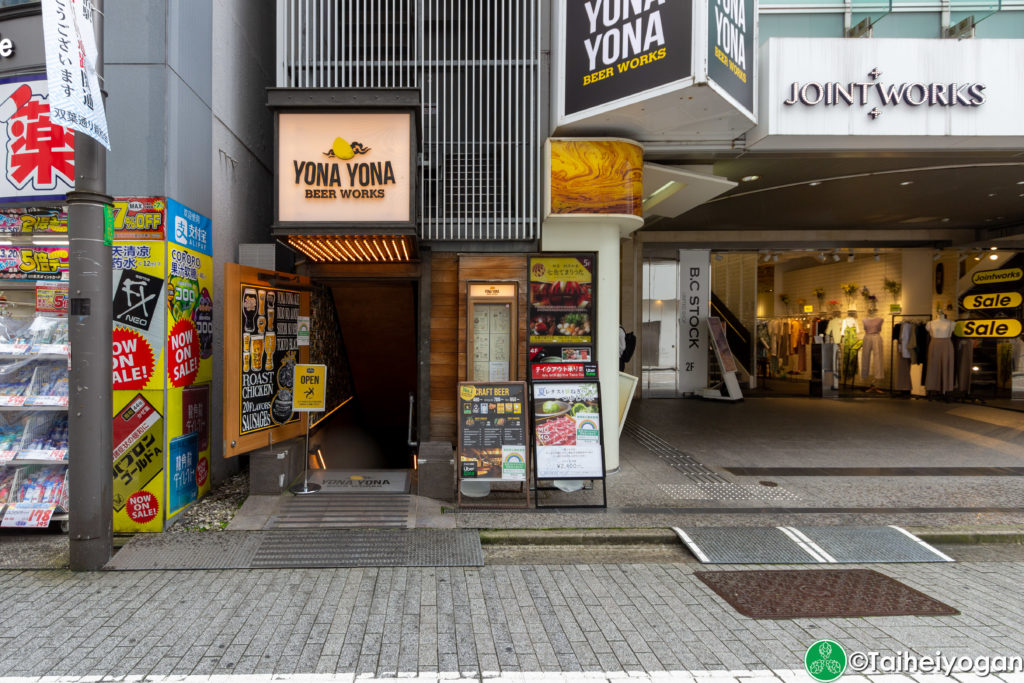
[{"x1": 324, "y1": 137, "x2": 371, "y2": 160}]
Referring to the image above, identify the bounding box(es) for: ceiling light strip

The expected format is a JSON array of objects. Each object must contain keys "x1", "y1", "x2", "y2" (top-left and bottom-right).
[{"x1": 301, "y1": 239, "x2": 328, "y2": 262}]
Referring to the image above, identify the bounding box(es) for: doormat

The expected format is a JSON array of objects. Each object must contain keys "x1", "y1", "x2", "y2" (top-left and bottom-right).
[
  {"x1": 694, "y1": 569, "x2": 960, "y2": 619},
  {"x1": 305, "y1": 469, "x2": 410, "y2": 493}
]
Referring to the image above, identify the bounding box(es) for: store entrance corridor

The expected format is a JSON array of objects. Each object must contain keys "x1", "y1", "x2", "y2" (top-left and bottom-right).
[{"x1": 310, "y1": 280, "x2": 418, "y2": 472}]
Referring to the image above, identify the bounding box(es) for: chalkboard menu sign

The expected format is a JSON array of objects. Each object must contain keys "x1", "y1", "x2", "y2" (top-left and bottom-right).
[
  {"x1": 457, "y1": 382, "x2": 528, "y2": 482},
  {"x1": 239, "y1": 284, "x2": 301, "y2": 434}
]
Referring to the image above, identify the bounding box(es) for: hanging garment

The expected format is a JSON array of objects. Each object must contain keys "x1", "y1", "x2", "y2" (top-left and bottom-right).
[
  {"x1": 956, "y1": 338, "x2": 974, "y2": 394},
  {"x1": 825, "y1": 317, "x2": 843, "y2": 344},
  {"x1": 894, "y1": 351, "x2": 912, "y2": 391},
  {"x1": 900, "y1": 321, "x2": 913, "y2": 360},
  {"x1": 914, "y1": 323, "x2": 930, "y2": 374}
]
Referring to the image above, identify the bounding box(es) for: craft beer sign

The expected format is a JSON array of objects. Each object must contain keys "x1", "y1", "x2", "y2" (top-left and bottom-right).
[{"x1": 277, "y1": 112, "x2": 413, "y2": 225}]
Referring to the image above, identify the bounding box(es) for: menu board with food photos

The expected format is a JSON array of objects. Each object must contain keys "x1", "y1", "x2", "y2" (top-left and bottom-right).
[
  {"x1": 528, "y1": 254, "x2": 596, "y2": 370},
  {"x1": 457, "y1": 382, "x2": 528, "y2": 482}
]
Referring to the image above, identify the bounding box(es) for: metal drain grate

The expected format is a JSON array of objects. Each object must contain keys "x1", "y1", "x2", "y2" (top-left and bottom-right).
[
  {"x1": 252, "y1": 529, "x2": 483, "y2": 568},
  {"x1": 105, "y1": 529, "x2": 483, "y2": 569},
  {"x1": 623, "y1": 420, "x2": 727, "y2": 483},
  {"x1": 105, "y1": 532, "x2": 264, "y2": 570},
  {"x1": 696, "y1": 569, "x2": 960, "y2": 619},
  {"x1": 659, "y1": 482, "x2": 800, "y2": 502},
  {"x1": 268, "y1": 494, "x2": 413, "y2": 529}
]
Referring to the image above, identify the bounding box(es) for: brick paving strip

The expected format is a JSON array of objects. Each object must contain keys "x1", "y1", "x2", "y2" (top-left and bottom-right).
[{"x1": 1, "y1": 559, "x2": 1024, "y2": 681}]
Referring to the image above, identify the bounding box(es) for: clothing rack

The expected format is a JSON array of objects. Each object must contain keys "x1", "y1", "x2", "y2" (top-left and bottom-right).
[{"x1": 888, "y1": 314, "x2": 931, "y2": 394}]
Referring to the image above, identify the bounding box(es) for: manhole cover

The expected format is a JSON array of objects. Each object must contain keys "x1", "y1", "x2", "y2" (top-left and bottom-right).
[{"x1": 695, "y1": 569, "x2": 960, "y2": 619}]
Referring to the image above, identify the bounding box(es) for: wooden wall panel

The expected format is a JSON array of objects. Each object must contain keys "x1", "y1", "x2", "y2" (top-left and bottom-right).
[
  {"x1": 429, "y1": 254, "x2": 460, "y2": 442},
  {"x1": 428, "y1": 253, "x2": 528, "y2": 442}
]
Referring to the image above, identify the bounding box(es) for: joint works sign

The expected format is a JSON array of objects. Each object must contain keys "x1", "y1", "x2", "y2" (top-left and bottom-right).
[{"x1": 562, "y1": 0, "x2": 693, "y2": 117}]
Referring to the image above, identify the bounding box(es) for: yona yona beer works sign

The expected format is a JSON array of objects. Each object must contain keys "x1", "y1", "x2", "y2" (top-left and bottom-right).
[{"x1": 277, "y1": 112, "x2": 412, "y2": 224}]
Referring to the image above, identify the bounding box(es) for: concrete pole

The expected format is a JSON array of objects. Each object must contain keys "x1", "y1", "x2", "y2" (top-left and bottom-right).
[
  {"x1": 68, "y1": 0, "x2": 112, "y2": 571},
  {"x1": 543, "y1": 222, "x2": 622, "y2": 472}
]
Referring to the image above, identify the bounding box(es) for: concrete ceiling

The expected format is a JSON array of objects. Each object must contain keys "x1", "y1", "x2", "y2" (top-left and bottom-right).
[{"x1": 640, "y1": 151, "x2": 1024, "y2": 249}]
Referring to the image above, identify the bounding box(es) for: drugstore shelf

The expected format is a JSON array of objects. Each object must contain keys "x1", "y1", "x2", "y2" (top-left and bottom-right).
[{"x1": 0, "y1": 405, "x2": 67, "y2": 411}]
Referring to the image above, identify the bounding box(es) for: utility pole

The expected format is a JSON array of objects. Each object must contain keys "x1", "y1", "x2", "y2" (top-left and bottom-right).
[{"x1": 68, "y1": 0, "x2": 112, "y2": 571}]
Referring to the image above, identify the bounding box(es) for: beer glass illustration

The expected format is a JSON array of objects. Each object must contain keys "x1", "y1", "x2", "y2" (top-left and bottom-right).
[
  {"x1": 264, "y1": 332, "x2": 276, "y2": 368},
  {"x1": 257, "y1": 315, "x2": 266, "y2": 335},
  {"x1": 242, "y1": 333, "x2": 251, "y2": 371},
  {"x1": 251, "y1": 335, "x2": 265, "y2": 371},
  {"x1": 258, "y1": 289, "x2": 267, "y2": 316},
  {"x1": 242, "y1": 288, "x2": 258, "y2": 332}
]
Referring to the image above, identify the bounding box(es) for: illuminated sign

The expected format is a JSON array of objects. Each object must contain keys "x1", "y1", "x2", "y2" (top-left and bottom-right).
[{"x1": 277, "y1": 112, "x2": 412, "y2": 225}]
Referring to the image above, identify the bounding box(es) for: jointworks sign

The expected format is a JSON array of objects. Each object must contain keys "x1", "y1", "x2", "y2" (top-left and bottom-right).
[
  {"x1": 749, "y1": 38, "x2": 1024, "y2": 150},
  {"x1": 277, "y1": 112, "x2": 413, "y2": 225}
]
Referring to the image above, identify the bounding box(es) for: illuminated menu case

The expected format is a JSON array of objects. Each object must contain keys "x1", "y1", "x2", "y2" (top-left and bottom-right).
[
  {"x1": 528, "y1": 254, "x2": 597, "y2": 379},
  {"x1": 466, "y1": 283, "x2": 517, "y2": 382}
]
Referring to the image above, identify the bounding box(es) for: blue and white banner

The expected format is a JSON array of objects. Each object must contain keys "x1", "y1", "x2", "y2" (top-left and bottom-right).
[{"x1": 41, "y1": 0, "x2": 110, "y2": 150}]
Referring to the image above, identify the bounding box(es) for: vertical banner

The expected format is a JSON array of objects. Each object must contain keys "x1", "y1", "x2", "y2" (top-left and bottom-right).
[
  {"x1": 112, "y1": 390, "x2": 165, "y2": 532},
  {"x1": 40, "y1": 0, "x2": 110, "y2": 149},
  {"x1": 707, "y1": 0, "x2": 755, "y2": 114},
  {"x1": 0, "y1": 74, "x2": 75, "y2": 203},
  {"x1": 678, "y1": 249, "x2": 710, "y2": 394}
]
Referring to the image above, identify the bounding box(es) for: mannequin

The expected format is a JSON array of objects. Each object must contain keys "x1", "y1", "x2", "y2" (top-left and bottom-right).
[
  {"x1": 840, "y1": 310, "x2": 863, "y2": 386},
  {"x1": 925, "y1": 311, "x2": 956, "y2": 396},
  {"x1": 861, "y1": 308, "x2": 885, "y2": 392}
]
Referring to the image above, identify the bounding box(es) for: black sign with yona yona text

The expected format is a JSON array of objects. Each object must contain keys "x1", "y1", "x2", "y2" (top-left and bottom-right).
[
  {"x1": 563, "y1": 0, "x2": 692, "y2": 117},
  {"x1": 707, "y1": 0, "x2": 754, "y2": 113}
]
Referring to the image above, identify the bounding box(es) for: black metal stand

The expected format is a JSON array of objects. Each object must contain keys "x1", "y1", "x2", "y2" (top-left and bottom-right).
[{"x1": 290, "y1": 416, "x2": 320, "y2": 495}]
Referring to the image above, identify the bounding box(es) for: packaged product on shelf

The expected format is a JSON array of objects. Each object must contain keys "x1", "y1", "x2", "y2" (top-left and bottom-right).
[
  {"x1": 15, "y1": 465, "x2": 66, "y2": 506},
  {"x1": 30, "y1": 362, "x2": 69, "y2": 397},
  {"x1": 0, "y1": 317, "x2": 31, "y2": 352},
  {"x1": 0, "y1": 469, "x2": 15, "y2": 504},
  {"x1": 27, "y1": 316, "x2": 69, "y2": 347},
  {"x1": 0, "y1": 361, "x2": 36, "y2": 398},
  {"x1": 0, "y1": 419, "x2": 25, "y2": 461},
  {"x1": 20, "y1": 414, "x2": 68, "y2": 456}
]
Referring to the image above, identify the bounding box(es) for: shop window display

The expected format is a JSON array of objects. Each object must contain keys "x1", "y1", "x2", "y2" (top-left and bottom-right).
[{"x1": 0, "y1": 314, "x2": 69, "y2": 530}]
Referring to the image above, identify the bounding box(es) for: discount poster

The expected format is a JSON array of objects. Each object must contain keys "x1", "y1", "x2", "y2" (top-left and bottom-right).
[
  {"x1": 166, "y1": 199, "x2": 213, "y2": 387},
  {"x1": 112, "y1": 390, "x2": 165, "y2": 532}
]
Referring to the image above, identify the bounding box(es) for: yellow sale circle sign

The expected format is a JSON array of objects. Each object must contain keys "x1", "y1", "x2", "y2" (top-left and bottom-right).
[{"x1": 293, "y1": 364, "x2": 327, "y2": 412}]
